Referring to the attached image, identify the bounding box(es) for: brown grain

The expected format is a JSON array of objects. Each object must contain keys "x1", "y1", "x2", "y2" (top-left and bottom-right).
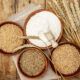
[{"x1": 52, "y1": 44, "x2": 80, "y2": 75}]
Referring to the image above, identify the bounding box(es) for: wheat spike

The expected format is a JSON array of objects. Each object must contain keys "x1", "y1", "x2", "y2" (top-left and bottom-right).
[
  {"x1": 52, "y1": 0, "x2": 65, "y2": 19},
  {"x1": 74, "y1": 0, "x2": 80, "y2": 22},
  {"x1": 52, "y1": 0, "x2": 71, "y2": 30},
  {"x1": 62, "y1": 0, "x2": 77, "y2": 31},
  {"x1": 70, "y1": 2, "x2": 80, "y2": 27}
]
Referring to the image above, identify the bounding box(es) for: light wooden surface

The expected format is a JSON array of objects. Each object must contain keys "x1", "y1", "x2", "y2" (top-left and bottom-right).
[{"x1": 0, "y1": 0, "x2": 80, "y2": 80}]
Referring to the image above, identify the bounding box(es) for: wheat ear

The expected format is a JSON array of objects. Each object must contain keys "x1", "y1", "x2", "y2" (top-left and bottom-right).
[
  {"x1": 62, "y1": 0, "x2": 77, "y2": 31},
  {"x1": 74, "y1": 0, "x2": 80, "y2": 22},
  {"x1": 70, "y1": 2, "x2": 80, "y2": 27}
]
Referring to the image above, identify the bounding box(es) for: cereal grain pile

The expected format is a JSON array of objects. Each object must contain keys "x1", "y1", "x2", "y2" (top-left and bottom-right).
[
  {"x1": 52, "y1": 44, "x2": 80, "y2": 74},
  {"x1": 20, "y1": 49, "x2": 45, "y2": 76},
  {"x1": 0, "y1": 24, "x2": 24, "y2": 53}
]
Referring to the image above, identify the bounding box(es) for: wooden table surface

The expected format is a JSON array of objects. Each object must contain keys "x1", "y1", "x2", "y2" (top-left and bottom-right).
[{"x1": 0, "y1": 0, "x2": 80, "y2": 80}]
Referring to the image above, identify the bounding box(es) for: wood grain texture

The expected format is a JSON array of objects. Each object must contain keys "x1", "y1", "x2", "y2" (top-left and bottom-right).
[
  {"x1": 0, "y1": 53, "x2": 16, "y2": 80},
  {"x1": 0, "y1": 0, "x2": 15, "y2": 23},
  {"x1": 16, "y1": 0, "x2": 30, "y2": 12}
]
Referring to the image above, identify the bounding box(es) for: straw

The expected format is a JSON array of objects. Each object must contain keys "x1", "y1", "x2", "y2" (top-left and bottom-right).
[{"x1": 18, "y1": 36, "x2": 40, "y2": 40}]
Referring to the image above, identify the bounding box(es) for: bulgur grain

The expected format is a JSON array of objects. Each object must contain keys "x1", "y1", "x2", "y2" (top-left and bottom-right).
[{"x1": 52, "y1": 44, "x2": 80, "y2": 74}]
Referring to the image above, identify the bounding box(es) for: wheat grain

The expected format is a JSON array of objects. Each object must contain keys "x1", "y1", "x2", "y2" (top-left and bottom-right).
[
  {"x1": 52, "y1": 44, "x2": 80, "y2": 74},
  {"x1": 0, "y1": 24, "x2": 24, "y2": 53}
]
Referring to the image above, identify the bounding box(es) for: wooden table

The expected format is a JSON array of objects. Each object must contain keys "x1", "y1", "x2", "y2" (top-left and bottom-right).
[{"x1": 0, "y1": 0, "x2": 80, "y2": 80}]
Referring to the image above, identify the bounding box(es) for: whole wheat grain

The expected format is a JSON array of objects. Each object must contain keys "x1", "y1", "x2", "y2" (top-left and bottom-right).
[
  {"x1": 52, "y1": 44, "x2": 80, "y2": 75},
  {"x1": 0, "y1": 24, "x2": 24, "y2": 53}
]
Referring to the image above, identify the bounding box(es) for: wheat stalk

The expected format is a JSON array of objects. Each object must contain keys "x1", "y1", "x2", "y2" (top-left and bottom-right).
[
  {"x1": 62, "y1": 0, "x2": 80, "y2": 46},
  {"x1": 18, "y1": 36, "x2": 40, "y2": 40},
  {"x1": 13, "y1": 44, "x2": 36, "y2": 52},
  {"x1": 74, "y1": 0, "x2": 80, "y2": 22},
  {"x1": 52, "y1": 0, "x2": 65, "y2": 19},
  {"x1": 70, "y1": 2, "x2": 80, "y2": 27},
  {"x1": 63, "y1": 21, "x2": 80, "y2": 45},
  {"x1": 51, "y1": 0, "x2": 72, "y2": 31},
  {"x1": 62, "y1": 0, "x2": 77, "y2": 32},
  {"x1": 63, "y1": 27, "x2": 73, "y2": 42}
]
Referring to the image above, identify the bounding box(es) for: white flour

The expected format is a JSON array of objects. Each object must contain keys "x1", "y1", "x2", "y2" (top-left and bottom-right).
[{"x1": 26, "y1": 11, "x2": 61, "y2": 47}]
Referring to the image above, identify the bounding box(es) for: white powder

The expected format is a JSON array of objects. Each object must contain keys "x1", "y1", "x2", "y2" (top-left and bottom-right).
[{"x1": 26, "y1": 11, "x2": 61, "y2": 47}]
